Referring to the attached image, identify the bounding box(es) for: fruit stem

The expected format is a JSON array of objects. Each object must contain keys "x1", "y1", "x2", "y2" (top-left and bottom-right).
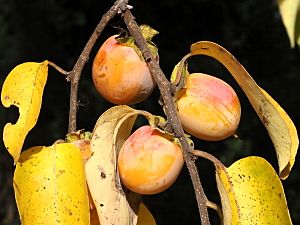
[
  {"x1": 122, "y1": 8, "x2": 211, "y2": 225},
  {"x1": 67, "y1": 0, "x2": 129, "y2": 133},
  {"x1": 48, "y1": 61, "x2": 70, "y2": 76},
  {"x1": 206, "y1": 200, "x2": 223, "y2": 223},
  {"x1": 190, "y1": 149, "x2": 226, "y2": 169}
]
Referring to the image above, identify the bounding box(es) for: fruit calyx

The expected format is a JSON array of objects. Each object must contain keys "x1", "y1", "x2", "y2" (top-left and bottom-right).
[
  {"x1": 65, "y1": 130, "x2": 92, "y2": 161},
  {"x1": 65, "y1": 129, "x2": 92, "y2": 143},
  {"x1": 170, "y1": 55, "x2": 190, "y2": 97},
  {"x1": 116, "y1": 24, "x2": 159, "y2": 61}
]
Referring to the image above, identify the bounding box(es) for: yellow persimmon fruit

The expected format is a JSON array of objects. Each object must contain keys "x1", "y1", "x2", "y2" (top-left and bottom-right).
[
  {"x1": 92, "y1": 35, "x2": 156, "y2": 105},
  {"x1": 118, "y1": 125, "x2": 184, "y2": 194},
  {"x1": 177, "y1": 73, "x2": 241, "y2": 141}
]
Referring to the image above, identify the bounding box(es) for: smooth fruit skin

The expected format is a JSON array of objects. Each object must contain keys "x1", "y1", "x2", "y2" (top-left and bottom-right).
[
  {"x1": 177, "y1": 73, "x2": 241, "y2": 141},
  {"x1": 118, "y1": 125, "x2": 184, "y2": 194},
  {"x1": 71, "y1": 139, "x2": 91, "y2": 162},
  {"x1": 92, "y1": 35, "x2": 156, "y2": 105}
]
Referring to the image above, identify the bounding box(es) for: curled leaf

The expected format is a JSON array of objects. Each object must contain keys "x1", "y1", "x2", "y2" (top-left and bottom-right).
[
  {"x1": 89, "y1": 198, "x2": 156, "y2": 225},
  {"x1": 189, "y1": 41, "x2": 298, "y2": 179},
  {"x1": 14, "y1": 143, "x2": 89, "y2": 225},
  {"x1": 85, "y1": 105, "x2": 159, "y2": 225},
  {"x1": 137, "y1": 203, "x2": 157, "y2": 225},
  {"x1": 215, "y1": 164, "x2": 239, "y2": 225},
  {"x1": 277, "y1": 0, "x2": 300, "y2": 47},
  {"x1": 1, "y1": 61, "x2": 48, "y2": 162},
  {"x1": 216, "y1": 156, "x2": 293, "y2": 225}
]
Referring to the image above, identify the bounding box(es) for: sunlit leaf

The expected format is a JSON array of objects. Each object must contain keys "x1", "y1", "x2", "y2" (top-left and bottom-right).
[
  {"x1": 1, "y1": 61, "x2": 48, "y2": 162},
  {"x1": 215, "y1": 164, "x2": 240, "y2": 225},
  {"x1": 88, "y1": 199, "x2": 157, "y2": 225},
  {"x1": 140, "y1": 25, "x2": 159, "y2": 41},
  {"x1": 277, "y1": 0, "x2": 300, "y2": 47},
  {"x1": 85, "y1": 105, "x2": 159, "y2": 225},
  {"x1": 216, "y1": 156, "x2": 292, "y2": 225},
  {"x1": 89, "y1": 199, "x2": 156, "y2": 225},
  {"x1": 189, "y1": 41, "x2": 298, "y2": 179},
  {"x1": 260, "y1": 88, "x2": 298, "y2": 178},
  {"x1": 297, "y1": 15, "x2": 300, "y2": 46},
  {"x1": 14, "y1": 143, "x2": 89, "y2": 225}
]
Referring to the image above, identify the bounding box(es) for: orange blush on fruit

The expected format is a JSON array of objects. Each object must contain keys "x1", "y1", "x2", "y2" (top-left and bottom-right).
[
  {"x1": 117, "y1": 125, "x2": 184, "y2": 194},
  {"x1": 177, "y1": 73, "x2": 241, "y2": 141}
]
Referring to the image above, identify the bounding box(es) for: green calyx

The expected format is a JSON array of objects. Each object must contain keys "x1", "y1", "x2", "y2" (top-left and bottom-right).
[
  {"x1": 65, "y1": 129, "x2": 92, "y2": 143},
  {"x1": 170, "y1": 60, "x2": 190, "y2": 101},
  {"x1": 116, "y1": 24, "x2": 159, "y2": 61}
]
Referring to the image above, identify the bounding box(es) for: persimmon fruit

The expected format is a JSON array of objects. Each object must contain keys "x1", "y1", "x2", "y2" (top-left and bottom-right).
[
  {"x1": 117, "y1": 125, "x2": 184, "y2": 194},
  {"x1": 92, "y1": 35, "x2": 156, "y2": 105},
  {"x1": 66, "y1": 131, "x2": 92, "y2": 162},
  {"x1": 177, "y1": 73, "x2": 241, "y2": 141}
]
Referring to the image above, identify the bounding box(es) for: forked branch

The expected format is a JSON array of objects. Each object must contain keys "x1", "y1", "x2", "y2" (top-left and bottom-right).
[
  {"x1": 67, "y1": 0, "x2": 129, "y2": 133},
  {"x1": 121, "y1": 8, "x2": 210, "y2": 225},
  {"x1": 66, "y1": 1, "x2": 211, "y2": 224}
]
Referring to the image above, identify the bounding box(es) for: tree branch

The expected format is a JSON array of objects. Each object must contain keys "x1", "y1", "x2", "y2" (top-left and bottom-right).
[
  {"x1": 67, "y1": 0, "x2": 129, "y2": 133},
  {"x1": 66, "y1": 1, "x2": 211, "y2": 223},
  {"x1": 191, "y1": 149, "x2": 225, "y2": 169},
  {"x1": 122, "y1": 9, "x2": 210, "y2": 225}
]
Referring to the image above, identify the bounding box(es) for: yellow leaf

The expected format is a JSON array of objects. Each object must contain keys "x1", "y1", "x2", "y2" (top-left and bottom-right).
[
  {"x1": 189, "y1": 41, "x2": 298, "y2": 179},
  {"x1": 89, "y1": 201, "x2": 157, "y2": 225},
  {"x1": 1, "y1": 61, "x2": 48, "y2": 162},
  {"x1": 297, "y1": 14, "x2": 300, "y2": 46},
  {"x1": 85, "y1": 105, "x2": 158, "y2": 225},
  {"x1": 215, "y1": 164, "x2": 240, "y2": 225},
  {"x1": 216, "y1": 156, "x2": 293, "y2": 225},
  {"x1": 13, "y1": 143, "x2": 90, "y2": 225},
  {"x1": 137, "y1": 203, "x2": 157, "y2": 225},
  {"x1": 260, "y1": 88, "x2": 298, "y2": 179},
  {"x1": 277, "y1": 0, "x2": 300, "y2": 47}
]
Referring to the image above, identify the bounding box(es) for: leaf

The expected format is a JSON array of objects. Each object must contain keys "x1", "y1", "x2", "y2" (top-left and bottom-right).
[
  {"x1": 216, "y1": 156, "x2": 293, "y2": 225},
  {"x1": 277, "y1": 0, "x2": 300, "y2": 47},
  {"x1": 136, "y1": 203, "x2": 157, "y2": 225},
  {"x1": 89, "y1": 198, "x2": 157, "y2": 225},
  {"x1": 1, "y1": 61, "x2": 48, "y2": 162},
  {"x1": 296, "y1": 14, "x2": 300, "y2": 46},
  {"x1": 260, "y1": 88, "x2": 298, "y2": 178},
  {"x1": 140, "y1": 25, "x2": 159, "y2": 41},
  {"x1": 215, "y1": 164, "x2": 240, "y2": 225},
  {"x1": 85, "y1": 105, "x2": 158, "y2": 225},
  {"x1": 189, "y1": 41, "x2": 298, "y2": 179},
  {"x1": 13, "y1": 143, "x2": 89, "y2": 225}
]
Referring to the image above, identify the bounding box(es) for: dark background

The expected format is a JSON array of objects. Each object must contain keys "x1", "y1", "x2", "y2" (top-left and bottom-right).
[{"x1": 0, "y1": 0, "x2": 299, "y2": 224}]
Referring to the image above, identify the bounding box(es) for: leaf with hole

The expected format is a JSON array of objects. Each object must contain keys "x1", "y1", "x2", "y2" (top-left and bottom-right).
[{"x1": 1, "y1": 61, "x2": 48, "y2": 162}]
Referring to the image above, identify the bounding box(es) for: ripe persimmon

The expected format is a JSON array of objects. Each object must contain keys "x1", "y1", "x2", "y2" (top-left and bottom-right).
[
  {"x1": 118, "y1": 125, "x2": 184, "y2": 194},
  {"x1": 92, "y1": 31, "x2": 157, "y2": 105},
  {"x1": 177, "y1": 73, "x2": 241, "y2": 141}
]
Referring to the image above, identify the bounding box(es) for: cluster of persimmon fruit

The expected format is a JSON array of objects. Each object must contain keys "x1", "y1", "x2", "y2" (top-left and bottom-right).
[{"x1": 90, "y1": 29, "x2": 241, "y2": 195}]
